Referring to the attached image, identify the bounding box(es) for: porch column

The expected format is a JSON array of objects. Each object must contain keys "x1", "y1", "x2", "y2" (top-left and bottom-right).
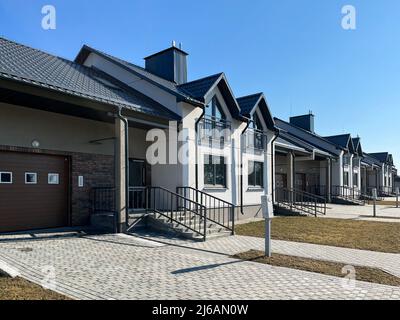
[
  {"x1": 326, "y1": 158, "x2": 332, "y2": 202},
  {"x1": 287, "y1": 152, "x2": 295, "y2": 190},
  {"x1": 115, "y1": 116, "x2": 127, "y2": 233},
  {"x1": 362, "y1": 167, "x2": 367, "y2": 194},
  {"x1": 349, "y1": 155, "x2": 354, "y2": 188}
]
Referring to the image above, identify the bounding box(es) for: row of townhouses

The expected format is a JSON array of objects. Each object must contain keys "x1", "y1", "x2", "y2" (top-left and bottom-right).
[{"x1": 0, "y1": 38, "x2": 397, "y2": 239}]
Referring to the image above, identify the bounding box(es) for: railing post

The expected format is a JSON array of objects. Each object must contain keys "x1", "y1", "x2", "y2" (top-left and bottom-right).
[
  {"x1": 145, "y1": 187, "x2": 148, "y2": 214},
  {"x1": 231, "y1": 205, "x2": 235, "y2": 235},
  {"x1": 203, "y1": 207, "x2": 207, "y2": 242},
  {"x1": 314, "y1": 200, "x2": 317, "y2": 217}
]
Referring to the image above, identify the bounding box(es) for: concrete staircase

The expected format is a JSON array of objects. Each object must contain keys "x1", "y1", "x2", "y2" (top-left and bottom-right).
[{"x1": 147, "y1": 212, "x2": 232, "y2": 241}]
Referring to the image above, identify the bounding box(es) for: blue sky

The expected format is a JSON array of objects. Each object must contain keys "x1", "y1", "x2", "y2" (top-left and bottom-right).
[{"x1": 1, "y1": 0, "x2": 399, "y2": 167}]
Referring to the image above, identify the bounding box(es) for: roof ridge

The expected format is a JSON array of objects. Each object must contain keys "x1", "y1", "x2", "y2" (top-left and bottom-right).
[
  {"x1": 324, "y1": 133, "x2": 351, "y2": 138},
  {"x1": 236, "y1": 92, "x2": 263, "y2": 101},
  {"x1": 274, "y1": 117, "x2": 342, "y2": 149},
  {"x1": 178, "y1": 72, "x2": 224, "y2": 87}
]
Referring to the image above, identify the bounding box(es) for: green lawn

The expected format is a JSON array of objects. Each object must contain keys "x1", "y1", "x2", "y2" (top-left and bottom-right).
[{"x1": 236, "y1": 216, "x2": 400, "y2": 253}]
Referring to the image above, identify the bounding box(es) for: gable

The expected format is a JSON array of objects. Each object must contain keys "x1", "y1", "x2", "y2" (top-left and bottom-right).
[{"x1": 237, "y1": 93, "x2": 276, "y2": 131}]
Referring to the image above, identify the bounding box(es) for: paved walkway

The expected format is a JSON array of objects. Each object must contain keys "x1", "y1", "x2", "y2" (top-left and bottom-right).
[
  {"x1": 323, "y1": 204, "x2": 400, "y2": 223},
  {"x1": 136, "y1": 231, "x2": 400, "y2": 278},
  {"x1": 0, "y1": 230, "x2": 399, "y2": 300}
]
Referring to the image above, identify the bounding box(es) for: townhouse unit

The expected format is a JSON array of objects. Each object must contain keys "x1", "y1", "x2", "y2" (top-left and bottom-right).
[
  {"x1": 273, "y1": 113, "x2": 397, "y2": 215},
  {"x1": 0, "y1": 37, "x2": 397, "y2": 238},
  {"x1": 0, "y1": 37, "x2": 276, "y2": 239}
]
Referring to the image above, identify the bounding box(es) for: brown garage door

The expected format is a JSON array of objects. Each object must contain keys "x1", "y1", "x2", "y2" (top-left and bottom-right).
[{"x1": 0, "y1": 151, "x2": 69, "y2": 233}]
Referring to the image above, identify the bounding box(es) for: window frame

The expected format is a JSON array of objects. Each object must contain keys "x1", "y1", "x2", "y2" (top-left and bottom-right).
[
  {"x1": 0, "y1": 171, "x2": 13, "y2": 184},
  {"x1": 48, "y1": 173, "x2": 60, "y2": 185},
  {"x1": 343, "y1": 171, "x2": 349, "y2": 186},
  {"x1": 353, "y1": 173, "x2": 358, "y2": 187},
  {"x1": 205, "y1": 96, "x2": 226, "y2": 121},
  {"x1": 248, "y1": 161, "x2": 264, "y2": 188},
  {"x1": 204, "y1": 155, "x2": 227, "y2": 188},
  {"x1": 25, "y1": 172, "x2": 38, "y2": 185}
]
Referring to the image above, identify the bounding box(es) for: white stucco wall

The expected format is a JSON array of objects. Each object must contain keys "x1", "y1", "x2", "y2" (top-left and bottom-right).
[{"x1": 0, "y1": 102, "x2": 115, "y2": 155}]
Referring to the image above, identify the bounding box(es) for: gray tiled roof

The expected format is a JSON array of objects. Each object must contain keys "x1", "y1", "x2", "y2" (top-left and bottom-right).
[
  {"x1": 369, "y1": 152, "x2": 389, "y2": 164},
  {"x1": 0, "y1": 37, "x2": 180, "y2": 120},
  {"x1": 237, "y1": 93, "x2": 263, "y2": 116},
  {"x1": 352, "y1": 137, "x2": 360, "y2": 148},
  {"x1": 177, "y1": 73, "x2": 223, "y2": 100},
  {"x1": 362, "y1": 153, "x2": 383, "y2": 166},
  {"x1": 275, "y1": 118, "x2": 341, "y2": 157},
  {"x1": 324, "y1": 134, "x2": 352, "y2": 150}
]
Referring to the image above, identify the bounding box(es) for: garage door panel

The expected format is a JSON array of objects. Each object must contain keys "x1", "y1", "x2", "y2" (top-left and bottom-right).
[{"x1": 0, "y1": 151, "x2": 69, "y2": 233}]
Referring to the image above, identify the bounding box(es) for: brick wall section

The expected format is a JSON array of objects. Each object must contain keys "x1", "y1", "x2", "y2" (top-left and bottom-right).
[
  {"x1": 71, "y1": 153, "x2": 114, "y2": 226},
  {"x1": 0, "y1": 145, "x2": 114, "y2": 227}
]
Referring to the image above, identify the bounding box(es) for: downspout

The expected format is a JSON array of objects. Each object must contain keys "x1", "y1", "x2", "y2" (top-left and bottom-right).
[
  {"x1": 195, "y1": 108, "x2": 206, "y2": 191},
  {"x1": 240, "y1": 120, "x2": 251, "y2": 215},
  {"x1": 270, "y1": 130, "x2": 280, "y2": 205},
  {"x1": 116, "y1": 107, "x2": 129, "y2": 233}
]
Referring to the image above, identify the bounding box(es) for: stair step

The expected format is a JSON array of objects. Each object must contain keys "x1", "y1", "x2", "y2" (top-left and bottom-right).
[{"x1": 146, "y1": 214, "x2": 232, "y2": 241}]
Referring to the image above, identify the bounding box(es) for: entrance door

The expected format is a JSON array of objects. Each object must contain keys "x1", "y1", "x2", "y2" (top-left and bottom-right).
[
  {"x1": 275, "y1": 173, "x2": 287, "y2": 202},
  {"x1": 129, "y1": 159, "x2": 150, "y2": 211},
  {"x1": 295, "y1": 173, "x2": 306, "y2": 192}
]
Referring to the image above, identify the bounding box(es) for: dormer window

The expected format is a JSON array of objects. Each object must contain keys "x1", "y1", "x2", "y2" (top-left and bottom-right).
[
  {"x1": 249, "y1": 112, "x2": 263, "y2": 131},
  {"x1": 246, "y1": 111, "x2": 265, "y2": 150},
  {"x1": 205, "y1": 96, "x2": 225, "y2": 121},
  {"x1": 200, "y1": 96, "x2": 231, "y2": 146}
]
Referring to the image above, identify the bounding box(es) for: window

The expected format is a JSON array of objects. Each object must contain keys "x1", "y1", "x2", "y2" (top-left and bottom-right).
[
  {"x1": 248, "y1": 161, "x2": 264, "y2": 188},
  {"x1": 205, "y1": 96, "x2": 225, "y2": 121},
  {"x1": 343, "y1": 155, "x2": 350, "y2": 166},
  {"x1": 353, "y1": 173, "x2": 358, "y2": 187},
  {"x1": 344, "y1": 172, "x2": 349, "y2": 186},
  {"x1": 48, "y1": 173, "x2": 59, "y2": 185},
  {"x1": 204, "y1": 155, "x2": 226, "y2": 187},
  {"x1": 247, "y1": 112, "x2": 265, "y2": 150},
  {"x1": 25, "y1": 173, "x2": 37, "y2": 184},
  {"x1": 0, "y1": 172, "x2": 12, "y2": 184},
  {"x1": 202, "y1": 96, "x2": 230, "y2": 145}
]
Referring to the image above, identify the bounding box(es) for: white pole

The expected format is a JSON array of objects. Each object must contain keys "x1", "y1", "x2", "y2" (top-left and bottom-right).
[
  {"x1": 265, "y1": 218, "x2": 272, "y2": 257},
  {"x1": 261, "y1": 195, "x2": 273, "y2": 257},
  {"x1": 396, "y1": 187, "x2": 399, "y2": 208},
  {"x1": 372, "y1": 188, "x2": 377, "y2": 217}
]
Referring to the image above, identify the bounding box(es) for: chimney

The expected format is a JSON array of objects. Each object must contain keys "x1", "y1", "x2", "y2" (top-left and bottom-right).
[
  {"x1": 290, "y1": 112, "x2": 315, "y2": 133},
  {"x1": 144, "y1": 42, "x2": 188, "y2": 84}
]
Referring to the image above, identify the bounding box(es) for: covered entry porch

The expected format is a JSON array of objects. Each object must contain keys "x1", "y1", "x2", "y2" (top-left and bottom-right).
[{"x1": 274, "y1": 133, "x2": 331, "y2": 216}]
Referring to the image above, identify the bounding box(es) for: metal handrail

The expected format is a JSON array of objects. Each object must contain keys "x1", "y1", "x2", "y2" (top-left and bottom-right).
[
  {"x1": 176, "y1": 186, "x2": 235, "y2": 234},
  {"x1": 244, "y1": 128, "x2": 267, "y2": 151},
  {"x1": 91, "y1": 187, "x2": 116, "y2": 214},
  {"x1": 275, "y1": 187, "x2": 326, "y2": 217},
  {"x1": 332, "y1": 185, "x2": 365, "y2": 204},
  {"x1": 147, "y1": 187, "x2": 208, "y2": 241},
  {"x1": 198, "y1": 117, "x2": 232, "y2": 144}
]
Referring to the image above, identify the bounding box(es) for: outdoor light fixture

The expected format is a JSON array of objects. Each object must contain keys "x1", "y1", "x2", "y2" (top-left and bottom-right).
[{"x1": 31, "y1": 140, "x2": 40, "y2": 148}]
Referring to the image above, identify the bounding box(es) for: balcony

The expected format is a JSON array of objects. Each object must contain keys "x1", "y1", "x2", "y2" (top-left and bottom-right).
[
  {"x1": 198, "y1": 117, "x2": 231, "y2": 146},
  {"x1": 244, "y1": 129, "x2": 266, "y2": 151}
]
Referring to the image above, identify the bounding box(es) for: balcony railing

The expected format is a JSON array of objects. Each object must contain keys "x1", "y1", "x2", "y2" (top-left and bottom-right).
[
  {"x1": 244, "y1": 129, "x2": 266, "y2": 151},
  {"x1": 198, "y1": 117, "x2": 231, "y2": 146}
]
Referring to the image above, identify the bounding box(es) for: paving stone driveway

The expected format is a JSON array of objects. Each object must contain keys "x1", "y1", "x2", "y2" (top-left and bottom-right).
[
  {"x1": 0, "y1": 232, "x2": 399, "y2": 300},
  {"x1": 137, "y1": 232, "x2": 400, "y2": 278}
]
